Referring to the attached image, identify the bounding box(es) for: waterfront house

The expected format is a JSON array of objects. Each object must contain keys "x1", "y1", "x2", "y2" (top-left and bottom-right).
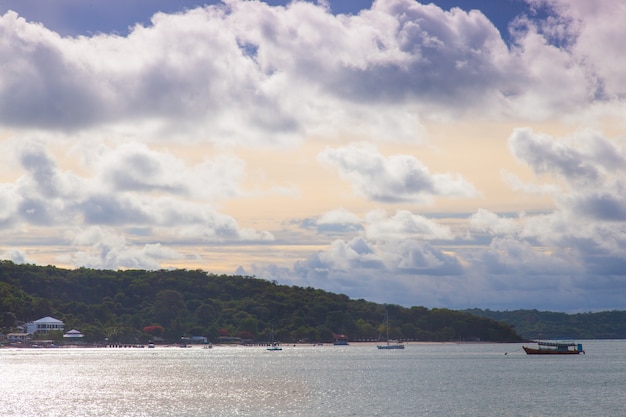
[
  {"x1": 7, "y1": 333, "x2": 31, "y2": 343},
  {"x1": 25, "y1": 316, "x2": 65, "y2": 335}
]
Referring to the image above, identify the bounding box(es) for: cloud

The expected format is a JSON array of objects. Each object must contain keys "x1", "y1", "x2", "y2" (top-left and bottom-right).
[
  {"x1": 535, "y1": 0, "x2": 626, "y2": 99},
  {"x1": 245, "y1": 124, "x2": 626, "y2": 311},
  {"x1": 318, "y1": 143, "x2": 478, "y2": 203},
  {"x1": 316, "y1": 207, "x2": 363, "y2": 234},
  {"x1": 500, "y1": 170, "x2": 561, "y2": 196},
  {"x1": 365, "y1": 209, "x2": 453, "y2": 240},
  {"x1": 0, "y1": 1, "x2": 625, "y2": 312},
  {"x1": 247, "y1": 235, "x2": 465, "y2": 306},
  {"x1": 0, "y1": 247, "x2": 32, "y2": 264},
  {"x1": 508, "y1": 128, "x2": 626, "y2": 221},
  {"x1": 0, "y1": 184, "x2": 22, "y2": 228},
  {"x1": 64, "y1": 226, "x2": 181, "y2": 270},
  {"x1": 1, "y1": 0, "x2": 624, "y2": 146},
  {"x1": 469, "y1": 208, "x2": 522, "y2": 237},
  {"x1": 0, "y1": 138, "x2": 273, "y2": 259},
  {"x1": 94, "y1": 142, "x2": 246, "y2": 201}
]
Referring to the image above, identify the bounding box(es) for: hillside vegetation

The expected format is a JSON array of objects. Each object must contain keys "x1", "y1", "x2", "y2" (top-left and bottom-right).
[
  {"x1": 0, "y1": 261, "x2": 521, "y2": 344},
  {"x1": 467, "y1": 309, "x2": 626, "y2": 340}
]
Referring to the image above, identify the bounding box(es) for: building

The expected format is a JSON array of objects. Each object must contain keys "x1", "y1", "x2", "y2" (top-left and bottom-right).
[
  {"x1": 7, "y1": 333, "x2": 31, "y2": 343},
  {"x1": 25, "y1": 316, "x2": 65, "y2": 335},
  {"x1": 181, "y1": 336, "x2": 208, "y2": 344},
  {"x1": 63, "y1": 329, "x2": 84, "y2": 339},
  {"x1": 63, "y1": 329, "x2": 85, "y2": 344}
]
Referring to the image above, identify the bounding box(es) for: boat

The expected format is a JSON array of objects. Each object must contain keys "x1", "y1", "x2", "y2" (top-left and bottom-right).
[
  {"x1": 523, "y1": 340, "x2": 584, "y2": 355},
  {"x1": 377, "y1": 309, "x2": 405, "y2": 350},
  {"x1": 333, "y1": 334, "x2": 349, "y2": 345},
  {"x1": 267, "y1": 326, "x2": 282, "y2": 351}
]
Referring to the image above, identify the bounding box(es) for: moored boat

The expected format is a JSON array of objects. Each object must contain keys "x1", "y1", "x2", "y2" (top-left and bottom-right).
[
  {"x1": 267, "y1": 326, "x2": 282, "y2": 351},
  {"x1": 377, "y1": 309, "x2": 405, "y2": 350},
  {"x1": 523, "y1": 340, "x2": 584, "y2": 355}
]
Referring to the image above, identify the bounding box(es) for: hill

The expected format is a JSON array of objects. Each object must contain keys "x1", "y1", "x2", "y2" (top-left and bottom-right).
[
  {"x1": 0, "y1": 261, "x2": 521, "y2": 344},
  {"x1": 466, "y1": 309, "x2": 626, "y2": 340}
]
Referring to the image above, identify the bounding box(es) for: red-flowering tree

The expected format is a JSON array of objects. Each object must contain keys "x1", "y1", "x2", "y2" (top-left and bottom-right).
[
  {"x1": 237, "y1": 331, "x2": 254, "y2": 340},
  {"x1": 143, "y1": 325, "x2": 164, "y2": 336}
]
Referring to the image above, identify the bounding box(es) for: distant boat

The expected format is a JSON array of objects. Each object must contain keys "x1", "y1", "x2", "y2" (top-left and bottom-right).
[
  {"x1": 377, "y1": 309, "x2": 405, "y2": 350},
  {"x1": 267, "y1": 326, "x2": 282, "y2": 351},
  {"x1": 333, "y1": 334, "x2": 349, "y2": 345},
  {"x1": 523, "y1": 340, "x2": 584, "y2": 355}
]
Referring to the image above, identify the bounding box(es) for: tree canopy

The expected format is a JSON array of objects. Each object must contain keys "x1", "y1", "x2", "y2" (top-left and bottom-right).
[
  {"x1": 0, "y1": 261, "x2": 521, "y2": 344},
  {"x1": 466, "y1": 309, "x2": 626, "y2": 340}
]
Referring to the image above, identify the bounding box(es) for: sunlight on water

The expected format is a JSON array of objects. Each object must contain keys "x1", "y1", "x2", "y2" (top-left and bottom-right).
[{"x1": 1, "y1": 341, "x2": 624, "y2": 416}]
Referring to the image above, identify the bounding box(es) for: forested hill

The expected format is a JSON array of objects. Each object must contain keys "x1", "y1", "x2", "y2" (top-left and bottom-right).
[
  {"x1": 466, "y1": 309, "x2": 626, "y2": 340},
  {"x1": 0, "y1": 261, "x2": 520, "y2": 344}
]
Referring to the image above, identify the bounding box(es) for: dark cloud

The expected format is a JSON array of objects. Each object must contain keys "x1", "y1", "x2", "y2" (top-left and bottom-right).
[{"x1": 570, "y1": 193, "x2": 626, "y2": 222}]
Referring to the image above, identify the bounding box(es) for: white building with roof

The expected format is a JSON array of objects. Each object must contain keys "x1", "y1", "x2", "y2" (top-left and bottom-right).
[
  {"x1": 63, "y1": 329, "x2": 84, "y2": 339},
  {"x1": 25, "y1": 316, "x2": 65, "y2": 335},
  {"x1": 7, "y1": 333, "x2": 31, "y2": 342}
]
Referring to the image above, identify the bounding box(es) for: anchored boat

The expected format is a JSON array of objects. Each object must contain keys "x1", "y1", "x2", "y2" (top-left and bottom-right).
[
  {"x1": 523, "y1": 340, "x2": 584, "y2": 355},
  {"x1": 377, "y1": 309, "x2": 405, "y2": 350},
  {"x1": 267, "y1": 326, "x2": 282, "y2": 351}
]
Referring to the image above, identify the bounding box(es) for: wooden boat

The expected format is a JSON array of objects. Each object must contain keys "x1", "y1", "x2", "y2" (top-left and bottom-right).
[
  {"x1": 523, "y1": 340, "x2": 584, "y2": 355},
  {"x1": 377, "y1": 309, "x2": 405, "y2": 350}
]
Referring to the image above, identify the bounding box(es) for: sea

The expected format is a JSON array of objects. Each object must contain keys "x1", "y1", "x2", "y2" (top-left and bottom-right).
[{"x1": 1, "y1": 340, "x2": 624, "y2": 417}]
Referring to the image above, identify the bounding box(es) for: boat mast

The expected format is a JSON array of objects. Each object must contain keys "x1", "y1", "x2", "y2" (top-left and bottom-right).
[{"x1": 385, "y1": 309, "x2": 389, "y2": 345}]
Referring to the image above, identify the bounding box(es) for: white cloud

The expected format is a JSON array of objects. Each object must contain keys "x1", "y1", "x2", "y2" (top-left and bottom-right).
[
  {"x1": 469, "y1": 208, "x2": 522, "y2": 237},
  {"x1": 0, "y1": 184, "x2": 21, "y2": 227},
  {"x1": 0, "y1": 1, "x2": 625, "y2": 312},
  {"x1": 317, "y1": 207, "x2": 361, "y2": 226},
  {"x1": 500, "y1": 169, "x2": 561, "y2": 195},
  {"x1": 315, "y1": 207, "x2": 363, "y2": 234},
  {"x1": 319, "y1": 143, "x2": 478, "y2": 203},
  {"x1": 65, "y1": 226, "x2": 179, "y2": 270},
  {"x1": 94, "y1": 142, "x2": 246, "y2": 201},
  {"x1": 365, "y1": 209, "x2": 453, "y2": 240},
  {"x1": 0, "y1": 138, "x2": 273, "y2": 268},
  {"x1": 1, "y1": 0, "x2": 623, "y2": 146},
  {"x1": 0, "y1": 247, "x2": 32, "y2": 264},
  {"x1": 538, "y1": 0, "x2": 626, "y2": 99}
]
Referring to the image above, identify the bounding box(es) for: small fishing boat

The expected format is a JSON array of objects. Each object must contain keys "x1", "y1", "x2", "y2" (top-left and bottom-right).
[{"x1": 523, "y1": 340, "x2": 584, "y2": 355}]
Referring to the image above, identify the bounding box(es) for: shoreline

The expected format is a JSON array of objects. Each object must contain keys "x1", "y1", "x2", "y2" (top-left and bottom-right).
[{"x1": 1, "y1": 340, "x2": 519, "y2": 349}]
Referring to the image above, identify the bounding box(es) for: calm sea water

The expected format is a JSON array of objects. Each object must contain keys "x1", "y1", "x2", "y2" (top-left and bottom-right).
[{"x1": 1, "y1": 340, "x2": 624, "y2": 416}]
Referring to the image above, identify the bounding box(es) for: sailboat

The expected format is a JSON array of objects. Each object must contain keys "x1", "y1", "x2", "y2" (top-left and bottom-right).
[
  {"x1": 377, "y1": 309, "x2": 405, "y2": 350},
  {"x1": 267, "y1": 326, "x2": 282, "y2": 351}
]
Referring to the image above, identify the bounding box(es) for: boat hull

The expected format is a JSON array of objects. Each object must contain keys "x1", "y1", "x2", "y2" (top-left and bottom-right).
[
  {"x1": 522, "y1": 346, "x2": 582, "y2": 355},
  {"x1": 377, "y1": 344, "x2": 405, "y2": 350}
]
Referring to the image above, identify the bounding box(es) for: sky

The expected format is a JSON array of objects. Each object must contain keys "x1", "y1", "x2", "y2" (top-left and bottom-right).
[{"x1": 0, "y1": 0, "x2": 625, "y2": 313}]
